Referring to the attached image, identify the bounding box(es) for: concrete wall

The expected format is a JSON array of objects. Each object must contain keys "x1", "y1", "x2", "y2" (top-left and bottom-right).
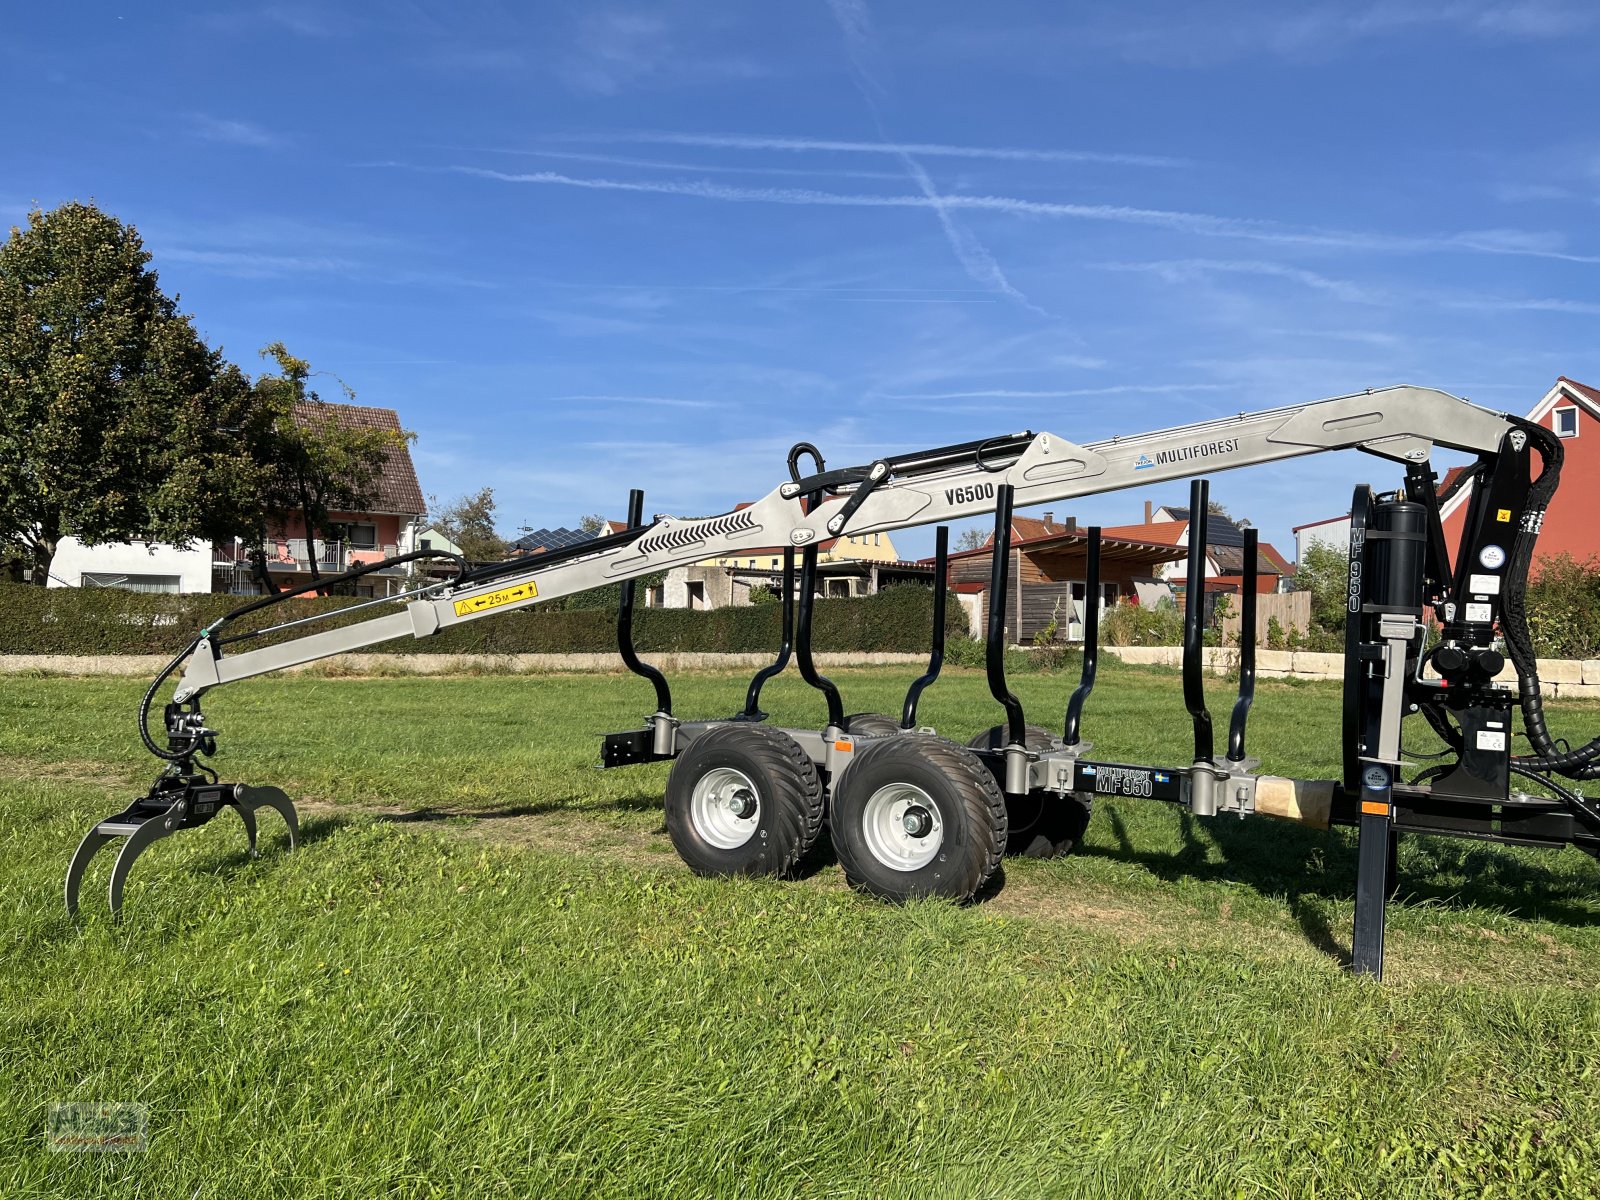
[
  {"x1": 1105, "y1": 645, "x2": 1600, "y2": 700},
  {"x1": 47, "y1": 537, "x2": 213, "y2": 593}
]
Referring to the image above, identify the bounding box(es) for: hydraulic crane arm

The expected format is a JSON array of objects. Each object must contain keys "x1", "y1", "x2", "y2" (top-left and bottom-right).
[{"x1": 172, "y1": 384, "x2": 1512, "y2": 703}]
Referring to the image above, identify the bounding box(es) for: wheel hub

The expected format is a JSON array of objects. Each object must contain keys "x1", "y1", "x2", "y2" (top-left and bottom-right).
[
  {"x1": 861, "y1": 783, "x2": 944, "y2": 872},
  {"x1": 690, "y1": 766, "x2": 762, "y2": 849}
]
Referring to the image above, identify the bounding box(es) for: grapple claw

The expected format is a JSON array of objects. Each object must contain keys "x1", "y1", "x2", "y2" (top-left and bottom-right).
[
  {"x1": 234, "y1": 785, "x2": 299, "y2": 850},
  {"x1": 63, "y1": 776, "x2": 300, "y2": 919}
]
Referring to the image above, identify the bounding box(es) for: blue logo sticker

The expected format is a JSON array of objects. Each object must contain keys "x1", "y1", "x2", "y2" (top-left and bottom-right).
[{"x1": 1134, "y1": 454, "x2": 1155, "y2": 470}]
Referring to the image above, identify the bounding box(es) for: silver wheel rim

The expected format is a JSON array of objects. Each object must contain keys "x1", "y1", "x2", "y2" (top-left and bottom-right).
[
  {"x1": 861, "y1": 782, "x2": 943, "y2": 872},
  {"x1": 690, "y1": 766, "x2": 761, "y2": 849}
]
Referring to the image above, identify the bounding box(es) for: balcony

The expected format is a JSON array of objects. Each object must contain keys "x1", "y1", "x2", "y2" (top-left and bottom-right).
[{"x1": 211, "y1": 539, "x2": 403, "y2": 574}]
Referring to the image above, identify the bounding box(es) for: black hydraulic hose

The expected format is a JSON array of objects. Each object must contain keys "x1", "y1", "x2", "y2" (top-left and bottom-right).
[
  {"x1": 137, "y1": 634, "x2": 205, "y2": 761},
  {"x1": 1500, "y1": 417, "x2": 1600, "y2": 778}
]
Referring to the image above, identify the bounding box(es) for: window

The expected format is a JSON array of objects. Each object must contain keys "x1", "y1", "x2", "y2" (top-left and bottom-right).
[
  {"x1": 1554, "y1": 406, "x2": 1579, "y2": 439},
  {"x1": 81, "y1": 572, "x2": 181, "y2": 594},
  {"x1": 347, "y1": 522, "x2": 379, "y2": 549},
  {"x1": 770, "y1": 558, "x2": 779, "y2": 569},
  {"x1": 687, "y1": 581, "x2": 707, "y2": 610},
  {"x1": 420, "y1": 537, "x2": 432, "y2": 551}
]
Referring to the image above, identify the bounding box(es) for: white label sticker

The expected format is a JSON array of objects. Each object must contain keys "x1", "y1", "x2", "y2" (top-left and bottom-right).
[
  {"x1": 1468, "y1": 573, "x2": 1502, "y2": 596},
  {"x1": 1479, "y1": 544, "x2": 1507, "y2": 570},
  {"x1": 1465, "y1": 602, "x2": 1494, "y2": 623},
  {"x1": 1477, "y1": 731, "x2": 1507, "y2": 751}
]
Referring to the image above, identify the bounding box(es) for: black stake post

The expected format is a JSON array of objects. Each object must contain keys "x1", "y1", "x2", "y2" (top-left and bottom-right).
[
  {"x1": 1183, "y1": 480, "x2": 1215, "y2": 764},
  {"x1": 617, "y1": 489, "x2": 672, "y2": 716},
  {"x1": 1064, "y1": 526, "x2": 1102, "y2": 746},
  {"x1": 740, "y1": 547, "x2": 795, "y2": 720},
  {"x1": 1227, "y1": 529, "x2": 1259, "y2": 762},
  {"x1": 901, "y1": 527, "x2": 949, "y2": 729},
  {"x1": 1344, "y1": 486, "x2": 1392, "y2": 979},
  {"x1": 986, "y1": 485, "x2": 1027, "y2": 746},
  {"x1": 795, "y1": 541, "x2": 845, "y2": 731}
]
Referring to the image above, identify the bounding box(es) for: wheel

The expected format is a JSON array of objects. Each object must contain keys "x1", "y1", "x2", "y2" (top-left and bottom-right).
[
  {"x1": 843, "y1": 712, "x2": 904, "y2": 738},
  {"x1": 967, "y1": 724, "x2": 1089, "y2": 859},
  {"x1": 830, "y1": 734, "x2": 1006, "y2": 902},
  {"x1": 665, "y1": 724, "x2": 824, "y2": 878}
]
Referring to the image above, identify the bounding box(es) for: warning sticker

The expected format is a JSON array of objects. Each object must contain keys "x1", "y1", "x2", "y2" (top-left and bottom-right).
[
  {"x1": 454, "y1": 580, "x2": 538, "y2": 617},
  {"x1": 1496, "y1": 508, "x2": 1512, "y2": 523}
]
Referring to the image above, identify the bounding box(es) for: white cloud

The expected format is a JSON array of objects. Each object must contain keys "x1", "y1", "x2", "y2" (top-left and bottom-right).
[
  {"x1": 441, "y1": 164, "x2": 1600, "y2": 264},
  {"x1": 187, "y1": 114, "x2": 287, "y2": 149},
  {"x1": 592, "y1": 130, "x2": 1185, "y2": 169}
]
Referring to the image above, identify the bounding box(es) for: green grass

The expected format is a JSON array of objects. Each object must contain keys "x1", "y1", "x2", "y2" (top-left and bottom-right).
[{"x1": 3, "y1": 665, "x2": 1600, "y2": 1198}]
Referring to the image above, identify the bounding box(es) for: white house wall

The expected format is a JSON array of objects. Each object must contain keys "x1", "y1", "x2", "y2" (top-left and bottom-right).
[{"x1": 48, "y1": 538, "x2": 213, "y2": 593}]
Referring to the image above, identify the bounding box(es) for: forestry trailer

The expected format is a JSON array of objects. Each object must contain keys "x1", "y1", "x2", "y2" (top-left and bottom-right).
[{"x1": 65, "y1": 385, "x2": 1600, "y2": 979}]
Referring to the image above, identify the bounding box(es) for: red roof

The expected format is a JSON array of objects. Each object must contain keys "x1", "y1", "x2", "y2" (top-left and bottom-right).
[
  {"x1": 290, "y1": 400, "x2": 425, "y2": 516},
  {"x1": 1099, "y1": 518, "x2": 1187, "y2": 546},
  {"x1": 1558, "y1": 376, "x2": 1600, "y2": 409},
  {"x1": 1257, "y1": 541, "x2": 1294, "y2": 576}
]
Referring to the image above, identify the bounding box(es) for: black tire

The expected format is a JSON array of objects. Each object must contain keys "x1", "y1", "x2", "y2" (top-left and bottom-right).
[
  {"x1": 843, "y1": 712, "x2": 904, "y2": 738},
  {"x1": 966, "y1": 724, "x2": 1089, "y2": 859},
  {"x1": 830, "y1": 734, "x2": 1006, "y2": 903},
  {"x1": 665, "y1": 724, "x2": 824, "y2": 879}
]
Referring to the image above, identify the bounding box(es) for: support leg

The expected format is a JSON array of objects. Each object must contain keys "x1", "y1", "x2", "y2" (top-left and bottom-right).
[{"x1": 1351, "y1": 765, "x2": 1393, "y2": 978}]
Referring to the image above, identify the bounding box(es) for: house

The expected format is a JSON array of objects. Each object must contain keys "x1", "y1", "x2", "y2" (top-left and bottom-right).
[
  {"x1": 1440, "y1": 377, "x2": 1600, "y2": 566},
  {"x1": 944, "y1": 511, "x2": 1188, "y2": 643},
  {"x1": 50, "y1": 399, "x2": 427, "y2": 598},
  {"x1": 1294, "y1": 514, "x2": 1351, "y2": 571},
  {"x1": 650, "y1": 502, "x2": 917, "y2": 611},
  {"x1": 1293, "y1": 376, "x2": 1600, "y2": 575},
  {"x1": 1100, "y1": 502, "x2": 1292, "y2": 596}
]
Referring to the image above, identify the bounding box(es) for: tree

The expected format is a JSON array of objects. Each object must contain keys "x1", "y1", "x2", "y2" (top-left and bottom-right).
[
  {"x1": 1292, "y1": 542, "x2": 1350, "y2": 638},
  {"x1": 0, "y1": 202, "x2": 266, "y2": 584},
  {"x1": 954, "y1": 527, "x2": 989, "y2": 552},
  {"x1": 244, "y1": 343, "x2": 412, "y2": 592},
  {"x1": 430, "y1": 487, "x2": 508, "y2": 562},
  {"x1": 578, "y1": 513, "x2": 607, "y2": 536}
]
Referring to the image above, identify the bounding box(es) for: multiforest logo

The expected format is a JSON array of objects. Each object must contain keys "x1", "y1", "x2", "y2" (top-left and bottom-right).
[{"x1": 1150, "y1": 436, "x2": 1241, "y2": 468}]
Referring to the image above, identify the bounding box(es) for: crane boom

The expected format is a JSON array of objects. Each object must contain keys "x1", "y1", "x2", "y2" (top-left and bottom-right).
[{"x1": 172, "y1": 384, "x2": 1510, "y2": 701}]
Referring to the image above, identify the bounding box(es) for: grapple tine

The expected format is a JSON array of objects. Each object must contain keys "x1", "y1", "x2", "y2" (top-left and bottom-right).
[
  {"x1": 234, "y1": 785, "x2": 300, "y2": 850},
  {"x1": 235, "y1": 802, "x2": 259, "y2": 857},
  {"x1": 65, "y1": 828, "x2": 117, "y2": 917},
  {"x1": 107, "y1": 799, "x2": 186, "y2": 921}
]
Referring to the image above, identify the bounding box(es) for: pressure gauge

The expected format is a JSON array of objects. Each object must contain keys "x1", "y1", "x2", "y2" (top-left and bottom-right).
[{"x1": 1479, "y1": 544, "x2": 1507, "y2": 571}]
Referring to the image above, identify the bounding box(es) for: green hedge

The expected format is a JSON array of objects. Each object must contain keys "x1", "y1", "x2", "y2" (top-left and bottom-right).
[{"x1": 0, "y1": 582, "x2": 968, "y2": 657}]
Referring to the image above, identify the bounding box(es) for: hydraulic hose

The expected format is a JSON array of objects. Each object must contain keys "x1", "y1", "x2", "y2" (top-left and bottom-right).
[
  {"x1": 1500, "y1": 416, "x2": 1600, "y2": 779},
  {"x1": 138, "y1": 634, "x2": 205, "y2": 762}
]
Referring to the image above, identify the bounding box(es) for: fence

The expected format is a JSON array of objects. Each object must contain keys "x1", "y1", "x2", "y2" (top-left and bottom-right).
[{"x1": 1220, "y1": 590, "x2": 1310, "y2": 647}]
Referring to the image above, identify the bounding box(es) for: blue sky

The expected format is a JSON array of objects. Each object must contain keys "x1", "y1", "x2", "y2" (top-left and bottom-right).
[{"x1": 4, "y1": 1, "x2": 1598, "y2": 559}]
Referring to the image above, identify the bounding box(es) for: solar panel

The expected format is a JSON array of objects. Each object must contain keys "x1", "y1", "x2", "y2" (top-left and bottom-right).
[{"x1": 512, "y1": 527, "x2": 596, "y2": 553}]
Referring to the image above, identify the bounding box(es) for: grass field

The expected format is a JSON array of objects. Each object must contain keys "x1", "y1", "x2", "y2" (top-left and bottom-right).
[{"x1": 3, "y1": 663, "x2": 1600, "y2": 1198}]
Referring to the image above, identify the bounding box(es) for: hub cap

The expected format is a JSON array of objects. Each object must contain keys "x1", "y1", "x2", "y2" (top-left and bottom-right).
[
  {"x1": 861, "y1": 783, "x2": 943, "y2": 871},
  {"x1": 690, "y1": 767, "x2": 761, "y2": 849}
]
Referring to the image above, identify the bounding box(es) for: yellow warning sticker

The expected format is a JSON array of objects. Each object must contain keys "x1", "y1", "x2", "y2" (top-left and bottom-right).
[
  {"x1": 1496, "y1": 508, "x2": 1512, "y2": 522},
  {"x1": 454, "y1": 580, "x2": 538, "y2": 617}
]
